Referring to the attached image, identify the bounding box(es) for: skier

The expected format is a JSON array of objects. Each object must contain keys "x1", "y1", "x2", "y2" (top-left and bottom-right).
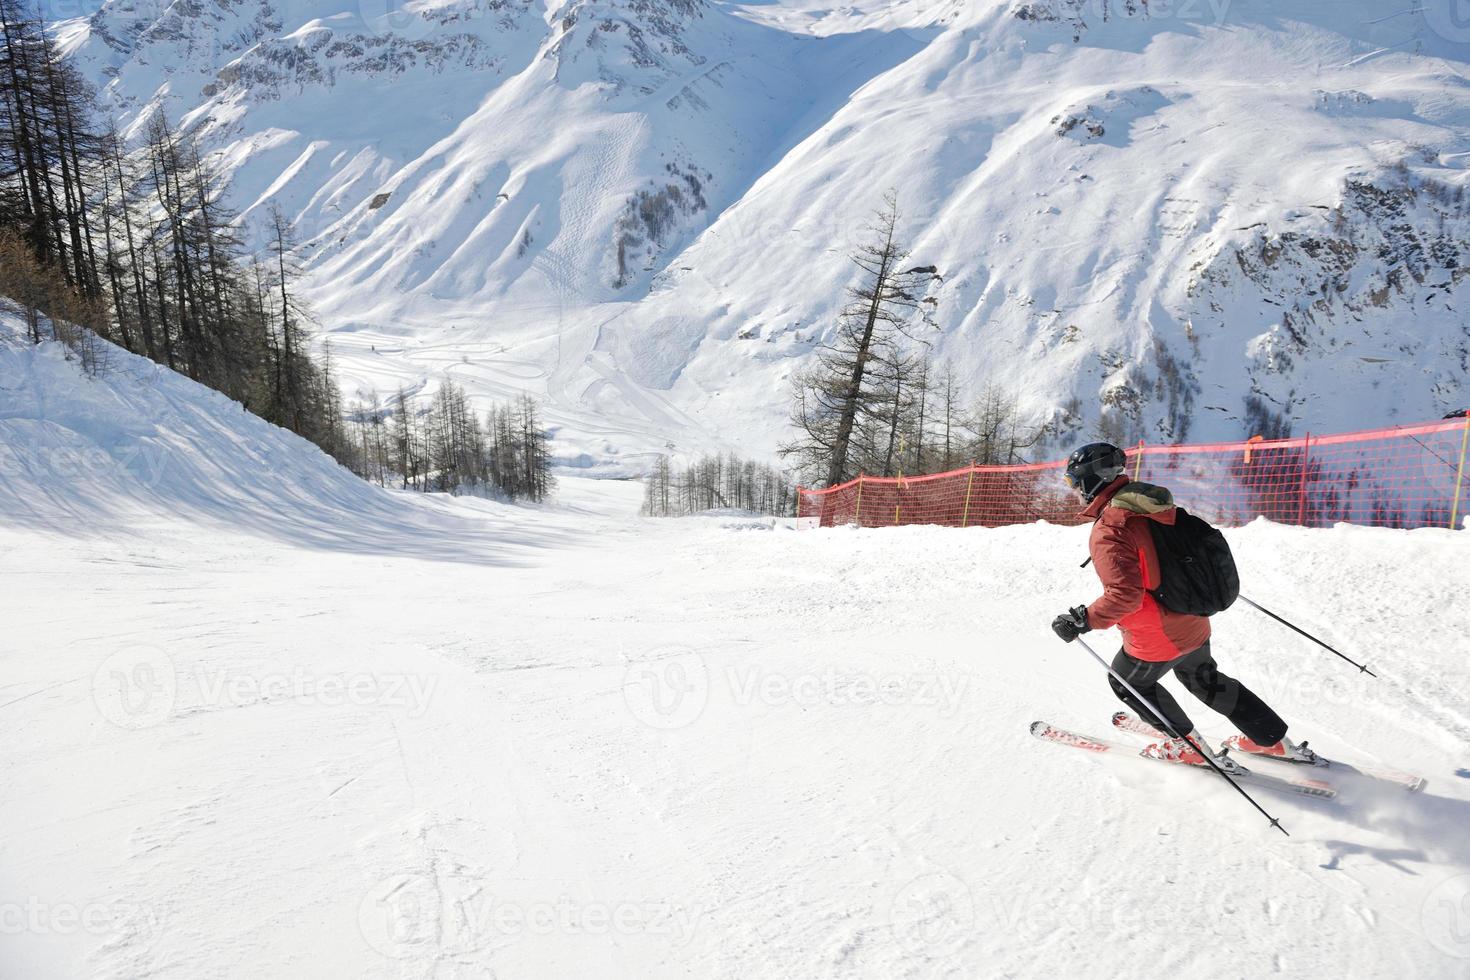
[{"x1": 1048, "y1": 442, "x2": 1316, "y2": 769}]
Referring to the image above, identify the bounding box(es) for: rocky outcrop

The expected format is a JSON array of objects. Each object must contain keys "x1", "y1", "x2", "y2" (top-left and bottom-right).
[
  {"x1": 1184, "y1": 169, "x2": 1470, "y2": 433},
  {"x1": 546, "y1": 0, "x2": 707, "y2": 97},
  {"x1": 612, "y1": 163, "x2": 710, "y2": 287}
]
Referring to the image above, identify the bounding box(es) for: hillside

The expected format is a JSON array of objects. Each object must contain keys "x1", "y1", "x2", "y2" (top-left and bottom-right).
[
  {"x1": 55, "y1": 0, "x2": 1470, "y2": 469},
  {"x1": 0, "y1": 312, "x2": 530, "y2": 560},
  {"x1": 3, "y1": 330, "x2": 1469, "y2": 975}
]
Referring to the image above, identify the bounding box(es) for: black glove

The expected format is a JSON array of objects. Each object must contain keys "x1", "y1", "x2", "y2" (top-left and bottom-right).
[{"x1": 1050, "y1": 605, "x2": 1091, "y2": 643}]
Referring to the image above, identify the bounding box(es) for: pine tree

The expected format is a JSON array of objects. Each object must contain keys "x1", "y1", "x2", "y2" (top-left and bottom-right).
[
  {"x1": 969, "y1": 385, "x2": 1044, "y2": 465},
  {"x1": 781, "y1": 191, "x2": 940, "y2": 485},
  {"x1": 640, "y1": 453, "x2": 793, "y2": 517},
  {"x1": 2, "y1": 25, "x2": 360, "y2": 470}
]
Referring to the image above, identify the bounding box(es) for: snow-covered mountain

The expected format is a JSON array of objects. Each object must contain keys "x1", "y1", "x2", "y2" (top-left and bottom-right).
[{"x1": 55, "y1": 0, "x2": 1470, "y2": 470}]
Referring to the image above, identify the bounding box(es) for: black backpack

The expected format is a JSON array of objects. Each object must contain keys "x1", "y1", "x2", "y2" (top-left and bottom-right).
[{"x1": 1146, "y1": 507, "x2": 1239, "y2": 616}]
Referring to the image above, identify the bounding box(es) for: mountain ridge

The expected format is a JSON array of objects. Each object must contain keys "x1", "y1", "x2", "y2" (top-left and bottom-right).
[{"x1": 54, "y1": 0, "x2": 1470, "y2": 472}]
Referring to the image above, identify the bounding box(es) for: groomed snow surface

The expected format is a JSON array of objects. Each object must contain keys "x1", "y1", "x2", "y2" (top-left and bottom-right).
[{"x1": 4, "y1": 328, "x2": 1470, "y2": 979}]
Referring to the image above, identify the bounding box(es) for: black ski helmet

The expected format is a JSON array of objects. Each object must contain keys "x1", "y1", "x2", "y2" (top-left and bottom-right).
[{"x1": 1065, "y1": 442, "x2": 1127, "y2": 500}]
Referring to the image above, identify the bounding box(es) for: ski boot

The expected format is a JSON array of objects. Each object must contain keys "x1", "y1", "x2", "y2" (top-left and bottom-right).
[
  {"x1": 1141, "y1": 731, "x2": 1248, "y2": 775},
  {"x1": 1221, "y1": 734, "x2": 1321, "y2": 766}
]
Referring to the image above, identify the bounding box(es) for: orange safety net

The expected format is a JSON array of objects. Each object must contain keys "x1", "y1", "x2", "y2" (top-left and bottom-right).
[{"x1": 797, "y1": 417, "x2": 1470, "y2": 531}]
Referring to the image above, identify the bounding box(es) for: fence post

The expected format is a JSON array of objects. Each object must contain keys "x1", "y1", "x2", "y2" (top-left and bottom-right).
[
  {"x1": 1297, "y1": 432, "x2": 1312, "y2": 527},
  {"x1": 894, "y1": 473, "x2": 902, "y2": 526},
  {"x1": 1243, "y1": 434, "x2": 1262, "y2": 465},
  {"x1": 855, "y1": 474, "x2": 864, "y2": 527},
  {"x1": 1133, "y1": 439, "x2": 1145, "y2": 481},
  {"x1": 1452, "y1": 416, "x2": 1470, "y2": 530},
  {"x1": 961, "y1": 462, "x2": 976, "y2": 528}
]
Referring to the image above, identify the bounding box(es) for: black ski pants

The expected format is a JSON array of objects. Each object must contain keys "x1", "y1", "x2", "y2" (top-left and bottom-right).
[{"x1": 1108, "y1": 641, "x2": 1288, "y2": 746}]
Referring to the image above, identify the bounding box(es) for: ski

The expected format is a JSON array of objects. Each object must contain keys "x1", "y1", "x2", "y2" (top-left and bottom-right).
[
  {"x1": 1030, "y1": 720, "x2": 1338, "y2": 800},
  {"x1": 1110, "y1": 712, "x2": 1426, "y2": 793}
]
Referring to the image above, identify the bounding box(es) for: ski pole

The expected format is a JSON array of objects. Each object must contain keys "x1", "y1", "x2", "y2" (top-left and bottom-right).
[
  {"x1": 1073, "y1": 637, "x2": 1289, "y2": 837},
  {"x1": 1238, "y1": 596, "x2": 1377, "y2": 677}
]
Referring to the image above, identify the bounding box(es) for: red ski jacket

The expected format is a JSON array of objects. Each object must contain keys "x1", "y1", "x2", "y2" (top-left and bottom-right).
[{"x1": 1082, "y1": 477, "x2": 1210, "y2": 663}]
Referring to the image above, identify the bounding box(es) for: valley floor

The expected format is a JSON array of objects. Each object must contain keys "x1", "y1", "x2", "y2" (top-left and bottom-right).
[{"x1": 4, "y1": 478, "x2": 1470, "y2": 979}]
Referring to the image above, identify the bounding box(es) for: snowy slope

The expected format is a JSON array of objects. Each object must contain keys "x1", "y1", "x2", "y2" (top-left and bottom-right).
[
  {"x1": 4, "y1": 469, "x2": 1470, "y2": 976},
  {"x1": 0, "y1": 314, "x2": 528, "y2": 560},
  {"x1": 3, "y1": 301, "x2": 1469, "y2": 977},
  {"x1": 55, "y1": 0, "x2": 1470, "y2": 468}
]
